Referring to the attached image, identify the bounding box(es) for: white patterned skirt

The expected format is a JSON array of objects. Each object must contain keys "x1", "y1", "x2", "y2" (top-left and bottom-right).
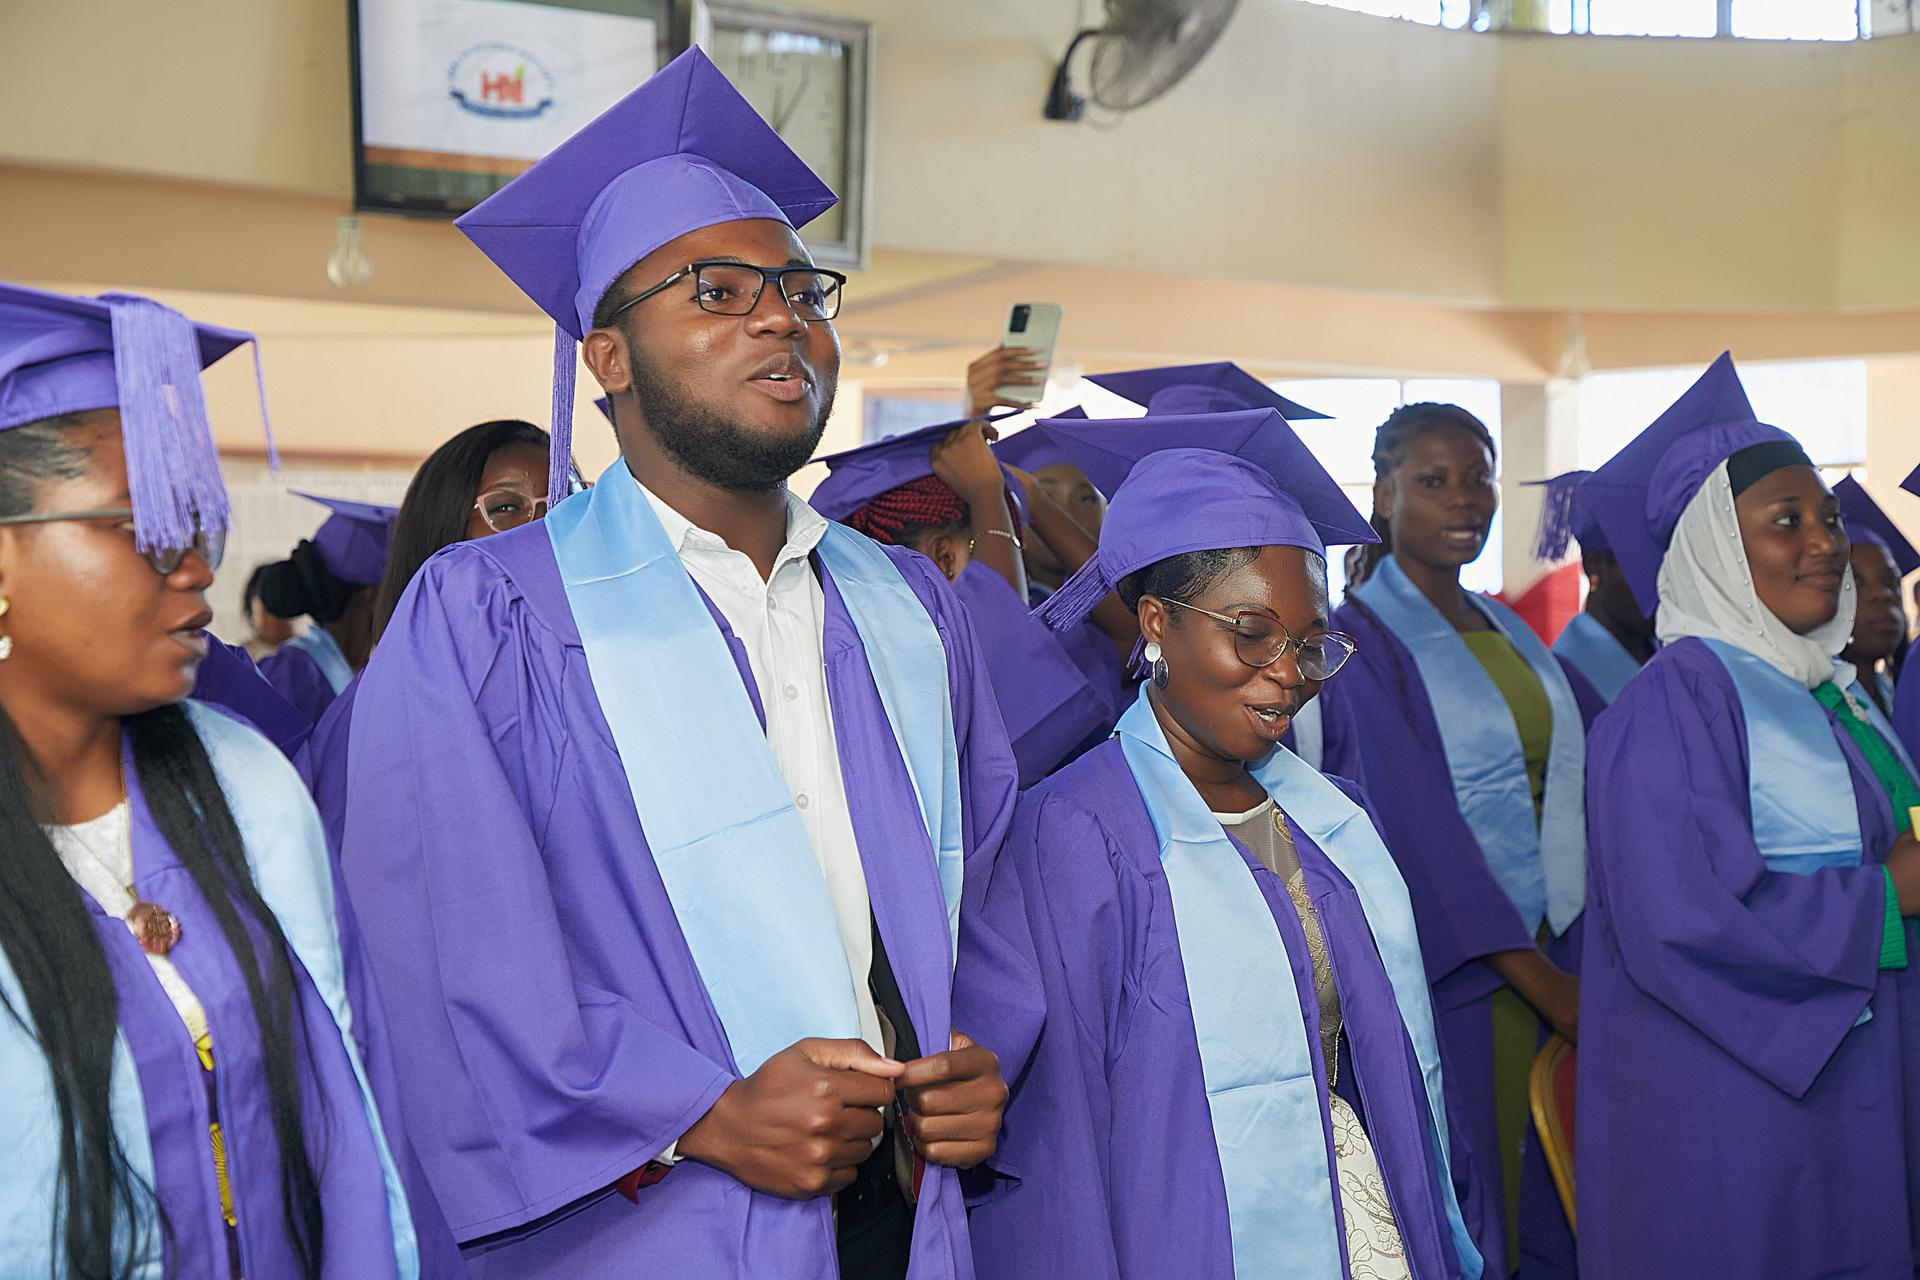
[{"x1": 1329, "y1": 1091, "x2": 1413, "y2": 1280}]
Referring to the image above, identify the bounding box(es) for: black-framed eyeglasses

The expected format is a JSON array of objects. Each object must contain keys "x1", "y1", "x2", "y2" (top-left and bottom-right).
[
  {"x1": 472, "y1": 487, "x2": 550, "y2": 534},
  {"x1": 0, "y1": 507, "x2": 225, "y2": 575},
  {"x1": 606, "y1": 260, "x2": 846, "y2": 324},
  {"x1": 1159, "y1": 597, "x2": 1358, "y2": 681}
]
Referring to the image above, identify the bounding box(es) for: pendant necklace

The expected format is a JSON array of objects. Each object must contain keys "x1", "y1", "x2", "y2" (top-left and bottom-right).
[{"x1": 72, "y1": 772, "x2": 182, "y2": 957}]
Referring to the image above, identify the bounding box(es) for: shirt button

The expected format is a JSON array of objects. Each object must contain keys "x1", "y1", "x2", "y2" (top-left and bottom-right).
[
  {"x1": 783, "y1": 684, "x2": 799, "y2": 701},
  {"x1": 796, "y1": 793, "x2": 811, "y2": 810}
]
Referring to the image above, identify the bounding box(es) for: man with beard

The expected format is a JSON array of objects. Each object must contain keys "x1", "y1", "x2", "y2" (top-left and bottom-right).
[{"x1": 332, "y1": 50, "x2": 1033, "y2": 1280}]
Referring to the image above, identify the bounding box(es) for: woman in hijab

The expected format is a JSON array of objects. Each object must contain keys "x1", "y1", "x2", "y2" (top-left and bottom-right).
[
  {"x1": 963, "y1": 407, "x2": 1482, "y2": 1280},
  {"x1": 1577, "y1": 355, "x2": 1920, "y2": 1278}
]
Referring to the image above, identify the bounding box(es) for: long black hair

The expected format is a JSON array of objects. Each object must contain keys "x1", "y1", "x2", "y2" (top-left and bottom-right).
[
  {"x1": 0, "y1": 418, "x2": 325, "y2": 1280},
  {"x1": 374, "y1": 418, "x2": 548, "y2": 639}
]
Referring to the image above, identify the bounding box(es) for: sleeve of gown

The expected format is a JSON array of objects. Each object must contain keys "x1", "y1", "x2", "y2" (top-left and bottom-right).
[
  {"x1": 982, "y1": 789, "x2": 1133, "y2": 1274},
  {"x1": 1585, "y1": 654, "x2": 1886, "y2": 1099},
  {"x1": 1315, "y1": 644, "x2": 1537, "y2": 987},
  {"x1": 337, "y1": 550, "x2": 736, "y2": 1240}
]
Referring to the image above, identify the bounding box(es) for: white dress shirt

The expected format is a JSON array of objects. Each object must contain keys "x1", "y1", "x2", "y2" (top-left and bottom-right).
[{"x1": 638, "y1": 482, "x2": 887, "y2": 1062}]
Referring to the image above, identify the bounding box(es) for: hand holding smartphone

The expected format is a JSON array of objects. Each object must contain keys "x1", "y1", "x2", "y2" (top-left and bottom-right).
[{"x1": 981, "y1": 303, "x2": 1062, "y2": 411}]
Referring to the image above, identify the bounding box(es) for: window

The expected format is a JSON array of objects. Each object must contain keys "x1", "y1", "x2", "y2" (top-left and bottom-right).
[
  {"x1": 1586, "y1": 0, "x2": 1718, "y2": 36},
  {"x1": 1574, "y1": 359, "x2": 1867, "y2": 471},
  {"x1": 1731, "y1": 0, "x2": 1861, "y2": 39},
  {"x1": 1293, "y1": 0, "x2": 1474, "y2": 28},
  {"x1": 1292, "y1": 0, "x2": 1872, "y2": 37},
  {"x1": 863, "y1": 394, "x2": 962, "y2": 444}
]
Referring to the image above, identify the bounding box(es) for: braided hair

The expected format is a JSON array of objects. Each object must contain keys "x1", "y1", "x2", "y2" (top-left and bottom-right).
[
  {"x1": 844, "y1": 475, "x2": 971, "y2": 548},
  {"x1": 1368, "y1": 401, "x2": 1496, "y2": 540}
]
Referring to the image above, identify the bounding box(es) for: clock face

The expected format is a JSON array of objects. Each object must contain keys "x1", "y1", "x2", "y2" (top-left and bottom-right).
[{"x1": 708, "y1": 24, "x2": 851, "y2": 245}]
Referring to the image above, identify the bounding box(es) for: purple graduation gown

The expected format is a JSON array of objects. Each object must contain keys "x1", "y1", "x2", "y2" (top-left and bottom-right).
[
  {"x1": 952, "y1": 560, "x2": 1115, "y2": 786},
  {"x1": 964, "y1": 741, "x2": 1471, "y2": 1280},
  {"x1": 1028, "y1": 582, "x2": 1132, "y2": 725},
  {"x1": 90, "y1": 725, "x2": 405, "y2": 1277},
  {"x1": 1320, "y1": 597, "x2": 1595, "y2": 1279},
  {"x1": 191, "y1": 634, "x2": 313, "y2": 757},
  {"x1": 259, "y1": 642, "x2": 343, "y2": 724},
  {"x1": 1578, "y1": 638, "x2": 1920, "y2": 1278},
  {"x1": 1895, "y1": 664, "x2": 1919, "y2": 764},
  {"x1": 333, "y1": 518, "x2": 1031, "y2": 1278}
]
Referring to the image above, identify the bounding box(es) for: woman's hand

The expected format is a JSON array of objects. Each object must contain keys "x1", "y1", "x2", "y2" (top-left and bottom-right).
[{"x1": 1486, "y1": 947, "x2": 1579, "y2": 1045}]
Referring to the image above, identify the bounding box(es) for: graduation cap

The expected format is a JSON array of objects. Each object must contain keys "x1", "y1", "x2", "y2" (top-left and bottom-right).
[
  {"x1": 1835, "y1": 476, "x2": 1919, "y2": 578},
  {"x1": 456, "y1": 47, "x2": 838, "y2": 508},
  {"x1": 808, "y1": 413, "x2": 1018, "y2": 523},
  {"x1": 1030, "y1": 409, "x2": 1376, "y2": 633},
  {"x1": 1524, "y1": 469, "x2": 1609, "y2": 561},
  {"x1": 1584, "y1": 353, "x2": 1801, "y2": 615},
  {"x1": 0, "y1": 281, "x2": 266, "y2": 559},
  {"x1": 1904, "y1": 462, "x2": 1920, "y2": 503},
  {"x1": 1084, "y1": 362, "x2": 1330, "y2": 421},
  {"x1": 291, "y1": 491, "x2": 400, "y2": 586}
]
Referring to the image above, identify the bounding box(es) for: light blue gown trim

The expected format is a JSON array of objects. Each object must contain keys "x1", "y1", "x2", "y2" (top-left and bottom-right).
[
  {"x1": 285, "y1": 626, "x2": 354, "y2": 695},
  {"x1": 1353, "y1": 555, "x2": 1587, "y2": 934},
  {"x1": 1116, "y1": 688, "x2": 1481, "y2": 1280},
  {"x1": 1551, "y1": 611, "x2": 1641, "y2": 706},
  {"x1": 547, "y1": 463, "x2": 960, "y2": 1079}
]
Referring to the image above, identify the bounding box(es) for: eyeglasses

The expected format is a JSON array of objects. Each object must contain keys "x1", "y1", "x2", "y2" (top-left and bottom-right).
[
  {"x1": 0, "y1": 507, "x2": 225, "y2": 575},
  {"x1": 606, "y1": 260, "x2": 847, "y2": 325},
  {"x1": 472, "y1": 488, "x2": 551, "y2": 533},
  {"x1": 1158, "y1": 597, "x2": 1358, "y2": 681}
]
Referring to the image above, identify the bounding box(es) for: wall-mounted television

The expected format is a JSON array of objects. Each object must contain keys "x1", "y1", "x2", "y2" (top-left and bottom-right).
[{"x1": 351, "y1": 0, "x2": 678, "y2": 218}]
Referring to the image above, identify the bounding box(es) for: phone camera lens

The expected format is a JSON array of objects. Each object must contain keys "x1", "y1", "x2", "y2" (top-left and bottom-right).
[{"x1": 1010, "y1": 305, "x2": 1030, "y2": 334}]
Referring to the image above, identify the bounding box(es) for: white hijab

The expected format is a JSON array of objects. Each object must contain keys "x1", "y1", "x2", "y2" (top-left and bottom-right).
[{"x1": 1656, "y1": 461, "x2": 1856, "y2": 691}]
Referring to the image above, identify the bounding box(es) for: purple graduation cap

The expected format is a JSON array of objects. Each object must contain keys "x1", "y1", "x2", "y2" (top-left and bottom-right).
[
  {"x1": 291, "y1": 492, "x2": 401, "y2": 586},
  {"x1": 593, "y1": 396, "x2": 613, "y2": 424},
  {"x1": 991, "y1": 406, "x2": 1093, "y2": 474},
  {"x1": 0, "y1": 281, "x2": 265, "y2": 559},
  {"x1": 456, "y1": 47, "x2": 838, "y2": 507},
  {"x1": 1085, "y1": 362, "x2": 1330, "y2": 421},
  {"x1": 1525, "y1": 468, "x2": 1610, "y2": 560},
  {"x1": 1902, "y1": 461, "x2": 1920, "y2": 502},
  {"x1": 1584, "y1": 352, "x2": 1800, "y2": 614},
  {"x1": 1835, "y1": 476, "x2": 1919, "y2": 578},
  {"x1": 808, "y1": 412, "x2": 1019, "y2": 523},
  {"x1": 1030, "y1": 408, "x2": 1376, "y2": 633}
]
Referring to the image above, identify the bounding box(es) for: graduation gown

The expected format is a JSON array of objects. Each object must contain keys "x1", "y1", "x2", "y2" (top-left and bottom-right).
[
  {"x1": 1896, "y1": 662, "x2": 1920, "y2": 763},
  {"x1": 0, "y1": 703, "x2": 418, "y2": 1278},
  {"x1": 258, "y1": 633, "x2": 347, "y2": 725},
  {"x1": 1578, "y1": 637, "x2": 1920, "y2": 1278},
  {"x1": 1320, "y1": 597, "x2": 1598, "y2": 1279},
  {"x1": 1028, "y1": 582, "x2": 1132, "y2": 730},
  {"x1": 333, "y1": 518, "x2": 1032, "y2": 1279},
  {"x1": 951, "y1": 560, "x2": 1115, "y2": 786},
  {"x1": 190, "y1": 633, "x2": 313, "y2": 757},
  {"x1": 965, "y1": 741, "x2": 1474, "y2": 1280}
]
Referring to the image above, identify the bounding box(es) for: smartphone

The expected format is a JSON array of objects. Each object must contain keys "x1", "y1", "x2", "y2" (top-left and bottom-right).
[{"x1": 996, "y1": 303, "x2": 1062, "y2": 406}]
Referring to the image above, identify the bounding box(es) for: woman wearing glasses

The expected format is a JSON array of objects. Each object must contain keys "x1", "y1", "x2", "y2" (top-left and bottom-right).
[
  {"x1": 1313, "y1": 403, "x2": 1602, "y2": 1278},
  {"x1": 963, "y1": 411, "x2": 1482, "y2": 1280},
  {"x1": 303, "y1": 418, "x2": 553, "y2": 851},
  {"x1": 0, "y1": 283, "x2": 437, "y2": 1277}
]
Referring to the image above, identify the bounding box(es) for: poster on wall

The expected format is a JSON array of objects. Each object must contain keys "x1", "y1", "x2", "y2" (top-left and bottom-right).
[{"x1": 352, "y1": 0, "x2": 673, "y2": 217}]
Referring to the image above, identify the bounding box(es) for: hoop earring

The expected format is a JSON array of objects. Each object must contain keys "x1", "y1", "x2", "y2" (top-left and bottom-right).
[
  {"x1": 1145, "y1": 639, "x2": 1168, "y2": 689},
  {"x1": 0, "y1": 595, "x2": 13, "y2": 661}
]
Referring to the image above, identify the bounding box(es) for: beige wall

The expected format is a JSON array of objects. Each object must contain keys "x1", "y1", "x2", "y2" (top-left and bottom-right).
[{"x1": 7, "y1": 0, "x2": 1917, "y2": 315}]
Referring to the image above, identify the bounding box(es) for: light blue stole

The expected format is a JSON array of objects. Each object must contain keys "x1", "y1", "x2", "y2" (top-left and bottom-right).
[
  {"x1": 285, "y1": 626, "x2": 354, "y2": 695},
  {"x1": 1353, "y1": 555, "x2": 1587, "y2": 935},
  {"x1": 0, "y1": 702, "x2": 417, "y2": 1278},
  {"x1": 546, "y1": 462, "x2": 963, "y2": 1078},
  {"x1": 1701, "y1": 641, "x2": 1918, "y2": 876},
  {"x1": 1551, "y1": 610, "x2": 1642, "y2": 706},
  {"x1": 1116, "y1": 689, "x2": 1481, "y2": 1280}
]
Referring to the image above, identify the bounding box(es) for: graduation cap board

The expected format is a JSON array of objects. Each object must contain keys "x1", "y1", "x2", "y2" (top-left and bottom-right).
[
  {"x1": 1835, "y1": 476, "x2": 1920, "y2": 578},
  {"x1": 808, "y1": 413, "x2": 1019, "y2": 523},
  {"x1": 1085, "y1": 362, "x2": 1330, "y2": 421},
  {"x1": 456, "y1": 47, "x2": 839, "y2": 507},
  {"x1": 1029, "y1": 408, "x2": 1377, "y2": 633},
  {"x1": 1583, "y1": 352, "x2": 1802, "y2": 615},
  {"x1": 0, "y1": 281, "x2": 266, "y2": 556},
  {"x1": 292, "y1": 491, "x2": 401, "y2": 586}
]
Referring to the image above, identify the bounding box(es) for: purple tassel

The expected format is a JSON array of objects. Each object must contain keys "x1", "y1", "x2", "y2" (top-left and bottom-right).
[
  {"x1": 1124, "y1": 634, "x2": 1149, "y2": 678},
  {"x1": 106, "y1": 295, "x2": 231, "y2": 555},
  {"x1": 549, "y1": 326, "x2": 577, "y2": 509},
  {"x1": 1531, "y1": 469, "x2": 1588, "y2": 562},
  {"x1": 1032, "y1": 554, "x2": 1113, "y2": 633}
]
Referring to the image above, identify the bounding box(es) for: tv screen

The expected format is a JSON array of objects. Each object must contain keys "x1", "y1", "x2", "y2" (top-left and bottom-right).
[{"x1": 352, "y1": 0, "x2": 676, "y2": 218}]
